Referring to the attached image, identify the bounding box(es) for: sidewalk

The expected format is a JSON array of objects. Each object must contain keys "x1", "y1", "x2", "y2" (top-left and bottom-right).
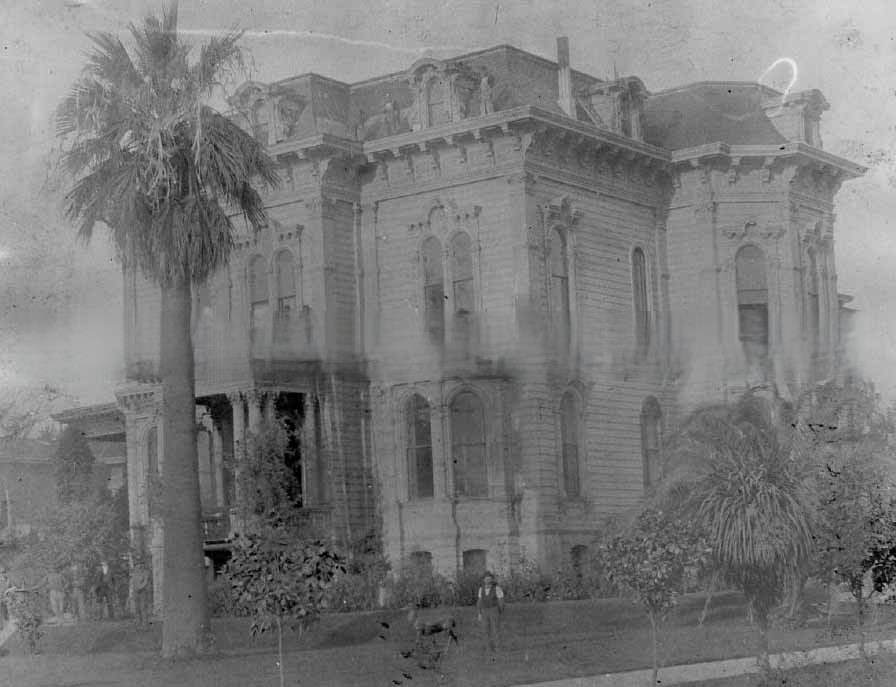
[{"x1": 514, "y1": 638, "x2": 896, "y2": 686}]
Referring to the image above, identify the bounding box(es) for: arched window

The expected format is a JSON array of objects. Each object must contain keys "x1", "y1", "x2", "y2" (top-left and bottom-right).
[
  {"x1": 252, "y1": 101, "x2": 270, "y2": 143},
  {"x1": 632, "y1": 247, "x2": 650, "y2": 353},
  {"x1": 146, "y1": 426, "x2": 159, "y2": 476},
  {"x1": 422, "y1": 237, "x2": 445, "y2": 345},
  {"x1": 406, "y1": 394, "x2": 434, "y2": 499},
  {"x1": 641, "y1": 397, "x2": 662, "y2": 489},
  {"x1": 560, "y1": 392, "x2": 581, "y2": 497},
  {"x1": 807, "y1": 248, "x2": 819, "y2": 352},
  {"x1": 451, "y1": 391, "x2": 487, "y2": 497},
  {"x1": 275, "y1": 250, "x2": 297, "y2": 315},
  {"x1": 550, "y1": 229, "x2": 571, "y2": 349},
  {"x1": 735, "y1": 245, "x2": 769, "y2": 368}
]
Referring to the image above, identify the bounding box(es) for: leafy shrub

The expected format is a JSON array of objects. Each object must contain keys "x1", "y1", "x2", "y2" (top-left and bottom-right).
[
  {"x1": 208, "y1": 576, "x2": 246, "y2": 618},
  {"x1": 503, "y1": 557, "x2": 552, "y2": 603},
  {"x1": 453, "y1": 569, "x2": 483, "y2": 607},
  {"x1": 325, "y1": 532, "x2": 392, "y2": 612},
  {"x1": 387, "y1": 559, "x2": 456, "y2": 609},
  {"x1": 6, "y1": 590, "x2": 43, "y2": 653}
]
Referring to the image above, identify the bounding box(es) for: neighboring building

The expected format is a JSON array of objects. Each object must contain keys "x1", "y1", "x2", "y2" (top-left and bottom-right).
[
  {"x1": 62, "y1": 38, "x2": 865, "y2": 587},
  {"x1": 0, "y1": 432, "x2": 126, "y2": 548}
]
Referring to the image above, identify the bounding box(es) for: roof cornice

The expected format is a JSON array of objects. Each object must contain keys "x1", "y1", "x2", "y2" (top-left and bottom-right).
[{"x1": 670, "y1": 141, "x2": 866, "y2": 178}]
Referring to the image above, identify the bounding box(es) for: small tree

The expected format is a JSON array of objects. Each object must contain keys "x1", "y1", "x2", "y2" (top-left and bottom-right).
[
  {"x1": 54, "y1": 425, "x2": 96, "y2": 504},
  {"x1": 811, "y1": 450, "x2": 896, "y2": 655},
  {"x1": 237, "y1": 418, "x2": 303, "y2": 529},
  {"x1": 601, "y1": 508, "x2": 708, "y2": 686},
  {"x1": 225, "y1": 519, "x2": 344, "y2": 687}
]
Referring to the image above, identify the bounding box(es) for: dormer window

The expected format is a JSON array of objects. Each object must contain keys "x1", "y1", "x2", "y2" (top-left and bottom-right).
[
  {"x1": 408, "y1": 60, "x2": 478, "y2": 130},
  {"x1": 426, "y1": 76, "x2": 450, "y2": 127}
]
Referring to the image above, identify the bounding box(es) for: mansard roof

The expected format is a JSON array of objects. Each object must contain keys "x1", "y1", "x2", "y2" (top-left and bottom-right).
[
  {"x1": 644, "y1": 82, "x2": 789, "y2": 149},
  {"x1": 232, "y1": 43, "x2": 855, "y2": 162}
]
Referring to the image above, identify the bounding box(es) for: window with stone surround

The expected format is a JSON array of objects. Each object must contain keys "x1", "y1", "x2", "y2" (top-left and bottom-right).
[
  {"x1": 632, "y1": 247, "x2": 650, "y2": 355},
  {"x1": 406, "y1": 394, "x2": 434, "y2": 500},
  {"x1": 422, "y1": 236, "x2": 445, "y2": 346},
  {"x1": 451, "y1": 390, "x2": 487, "y2": 497},
  {"x1": 735, "y1": 245, "x2": 769, "y2": 371},
  {"x1": 640, "y1": 396, "x2": 662, "y2": 489},
  {"x1": 450, "y1": 231, "x2": 474, "y2": 348},
  {"x1": 560, "y1": 392, "x2": 581, "y2": 497},
  {"x1": 549, "y1": 228, "x2": 571, "y2": 350}
]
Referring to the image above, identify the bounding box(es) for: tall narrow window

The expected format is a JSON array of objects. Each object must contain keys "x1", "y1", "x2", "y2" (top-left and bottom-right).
[
  {"x1": 632, "y1": 247, "x2": 650, "y2": 353},
  {"x1": 146, "y1": 426, "x2": 159, "y2": 476},
  {"x1": 735, "y1": 245, "x2": 769, "y2": 370},
  {"x1": 451, "y1": 232, "x2": 474, "y2": 349},
  {"x1": 641, "y1": 397, "x2": 662, "y2": 489},
  {"x1": 422, "y1": 237, "x2": 445, "y2": 345},
  {"x1": 451, "y1": 391, "x2": 487, "y2": 497},
  {"x1": 275, "y1": 250, "x2": 297, "y2": 314},
  {"x1": 406, "y1": 394, "x2": 434, "y2": 499},
  {"x1": 274, "y1": 250, "x2": 297, "y2": 347},
  {"x1": 807, "y1": 249, "x2": 819, "y2": 353},
  {"x1": 550, "y1": 229, "x2": 571, "y2": 350},
  {"x1": 560, "y1": 392, "x2": 581, "y2": 497},
  {"x1": 0, "y1": 480, "x2": 8, "y2": 531},
  {"x1": 249, "y1": 255, "x2": 269, "y2": 354}
]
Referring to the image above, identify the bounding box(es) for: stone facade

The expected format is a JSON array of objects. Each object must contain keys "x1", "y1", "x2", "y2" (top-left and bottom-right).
[{"x1": 101, "y1": 40, "x2": 865, "y2": 582}]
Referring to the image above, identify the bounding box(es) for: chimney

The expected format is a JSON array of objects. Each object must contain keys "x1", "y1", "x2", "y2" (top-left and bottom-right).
[{"x1": 557, "y1": 37, "x2": 575, "y2": 117}]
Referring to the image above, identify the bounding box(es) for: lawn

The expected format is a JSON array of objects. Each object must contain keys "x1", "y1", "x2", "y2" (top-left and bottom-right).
[{"x1": 3, "y1": 587, "x2": 896, "y2": 687}]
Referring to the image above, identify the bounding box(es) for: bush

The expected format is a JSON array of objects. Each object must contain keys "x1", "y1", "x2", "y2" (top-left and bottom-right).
[
  {"x1": 387, "y1": 559, "x2": 456, "y2": 609},
  {"x1": 453, "y1": 569, "x2": 483, "y2": 607},
  {"x1": 208, "y1": 576, "x2": 246, "y2": 618},
  {"x1": 503, "y1": 558, "x2": 552, "y2": 603},
  {"x1": 6, "y1": 590, "x2": 43, "y2": 653}
]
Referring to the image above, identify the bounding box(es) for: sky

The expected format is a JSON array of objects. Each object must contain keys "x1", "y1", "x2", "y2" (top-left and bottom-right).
[{"x1": 0, "y1": 0, "x2": 894, "y2": 405}]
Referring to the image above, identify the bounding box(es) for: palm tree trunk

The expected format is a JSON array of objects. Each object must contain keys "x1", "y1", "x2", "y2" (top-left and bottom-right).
[
  {"x1": 159, "y1": 276, "x2": 210, "y2": 657},
  {"x1": 755, "y1": 607, "x2": 772, "y2": 677}
]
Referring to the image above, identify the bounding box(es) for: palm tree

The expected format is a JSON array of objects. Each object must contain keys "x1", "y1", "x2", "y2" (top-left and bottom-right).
[
  {"x1": 653, "y1": 391, "x2": 816, "y2": 675},
  {"x1": 57, "y1": 4, "x2": 278, "y2": 657}
]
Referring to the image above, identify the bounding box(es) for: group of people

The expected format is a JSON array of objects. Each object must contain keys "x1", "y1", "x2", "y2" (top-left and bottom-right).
[{"x1": 0, "y1": 557, "x2": 153, "y2": 629}]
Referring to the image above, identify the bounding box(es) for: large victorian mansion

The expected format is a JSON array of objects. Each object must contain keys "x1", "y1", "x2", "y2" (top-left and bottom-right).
[{"x1": 58, "y1": 39, "x2": 864, "y2": 600}]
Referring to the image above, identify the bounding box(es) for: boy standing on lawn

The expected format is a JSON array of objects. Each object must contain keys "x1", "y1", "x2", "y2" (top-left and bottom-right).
[{"x1": 476, "y1": 571, "x2": 505, "y2": 652}]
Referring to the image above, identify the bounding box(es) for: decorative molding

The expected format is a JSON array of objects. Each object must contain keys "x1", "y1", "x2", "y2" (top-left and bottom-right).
[{"x1": 543, "y1": 195, "x2": 583, "y2": 228}]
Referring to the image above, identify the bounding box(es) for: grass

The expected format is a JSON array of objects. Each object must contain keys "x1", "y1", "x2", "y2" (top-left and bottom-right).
[{"x1": 3, "y1": 587, "x2": 896, "y2": 686}]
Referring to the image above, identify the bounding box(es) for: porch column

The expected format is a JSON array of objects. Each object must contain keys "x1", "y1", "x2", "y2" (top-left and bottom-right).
[
  {"x1": 228, "y1": 392, "x2": 245, "y2": 524},
  {"x1": 212, "y1": 422, "x2": 225, "y2": 508},
  {"x1": 247, "y1": 391, "x2": 263, "y2": 433}
]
